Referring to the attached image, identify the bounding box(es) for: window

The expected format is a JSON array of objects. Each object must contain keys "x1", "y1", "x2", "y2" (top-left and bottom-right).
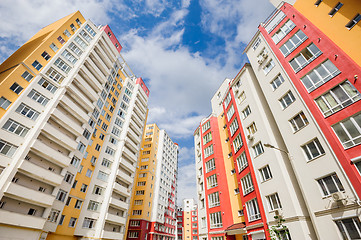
[
  {"x1": 209, "y1": 212, "x2": 222, "y2": 229},
  {"x1": 58, "y1": 215, "x2": 65, "y2": 225},
  {"x1": 242, "y1": 106, "x2": 251, "y2": 119},
  {"x1": 129, "y1": 232, "x2": 139, "y2": 238},
  {"x1": 70, "y1": 23, "x2": 76, "y2": 31},
  {"x1": 85, "y1": 24, "x2": 96, "y2": 37},
  {"x1": 301, "y1": 59, "x2": 340, "y2": 92},
  {"x1": 140, "y1": 165, "x2": 148, "y2": 170},
  {"x1": 333, "y1": 112, "x2": 361, "y2": 149},
  {"x1": 56, "y1": 189, "x2": 67, "y2": 202},
  {"x1": 236, "y1": 152, "x2": 248, "y2": 172},
  {"x1": 74, "y1": 199, "x2": 83, "y2": 209},
  {"x1": 21, "y1": 71, "x2": 33, "y2": 81},
  {"x1": 227, "y1": 104, "x2": 235, "y2": 120},
  {"x1": 289, "y1": 43, "x2": 322, "y2": 73},
  {"x1": 302, "y1": 138, "x2": 325, "y2": 161},
  {"x1": 70, "y1": 156, "x2": 80, "y2": 168},
  {"x1": 138, "y1": 181, "x2": 146, "y2": 186},
  {"x1": 134, "y1": 200, "x2": 143, "y2": 205},
  {"x1": 346, "y1": 13, "x2": 361, "y2": 30},
  {"x1": 15, "y1": 103, "x2": 40, "y2": 120},
  {"x1": 47, "y1": 209, "x2": 60, "y2": 222},
  {"x1": 208, "y1": 192, "x2": 220, "y2": 208},
  {"x1": 64, "y1": 172, "x2": 74, "y2": 183},
  {"x1": 38, "y1": 78, "x2": 57, "y2": 93},
  {"x1": 0, "y1": 97, "x2": 11, "y2": 110},
  {"x1": 82, "y1": 217, "x2": 96, "y2": 229},
  {"x1": 80, "y1": 184, "x2": 88, "y2": 192},
  {"x1": 233, "y1": 134, "x2": 243, "y2": 153},
  {"x1": 247, "y1": 122, "x2": 257, "y2": 135},
  {"x1": 263, "y1": 60, "x2": 275, "y2": 75},
  {"x1": 74, "y1": 36, "x2": 88, "y2": 49},
  {"x1": 224, "y1": 93, "x2": 232, "y2": 107},
  {"x1": 207, "y1": 174, "x2": 218, "y2": 189},
  {"x1": 50, "y1": 43, "x2": 58, "y2": 52},
  {"x1": 76, "y1": 18, "x2": 82, "y2": 25},
  {"x1": 63, "y1": 29, "x2": 71, "y2": 37},
  {"x1": 28, "y1": 208, "x2": 36, "y2": 216},
  {"x1": 315, "y1": 0, "x2": 323, "y2": 6},
  {"x1": 2, "y1": 119, "x2": 29, "y2": 137},
  {"x1": 68, "y1": 217, "x2": 77, "y2": 227},
  {"x1": 86, "y1": 169, "x2": 92, "y2": 177},
  {"x1": 105, "y1": 147, "x2": 115, "y2": 155},
  {"x1": 259, "y1": 165, "x2": 272, "y2": 182},
  {"x1": 61, "y1": 50, "x2": 77, "y2": 65},
  {"x1": 112, "y1": 127, "x2": 120, "y2": 136},
  {"x1": 204, "y1": 144, "x2": 214, "y2": 158},
  {"x1": 318, "y1": 173, "x2": 344, "y2": 196},
  {"x1": 229, "y1": 118, "x2": 239, "y2": 136},
  {"x1": 205, "y1": 158, "x2": 216, "y2": 173},
  {"x1": 136, "y1": 190, "x2": 145, "y2": 195},
  {"x1": 202, "y1": 121, "x2": 211, "y2": 132},
  {"x1": 80, "y1": 30, "x2": 91, "y2": 42},
  {"x1": 266, "y1": 193, "x2": 282, "y2": 211},
  {"x1": 289, "y1": 112, "x2": 309, "y2": 132},
  {"x1": 77, "y1": 142, "x2": 86, "y2": 153},
  {"x1": 27, "y1": 89, "x2": 49, "y2": 106},
  {"x1": 139, "y1": 173, "x2": 147, "y2": 178},
  {"x1": 355, "y1": 161, "x2": 361, "y2": 175},
  {"x1": 280, "y1": 30, "x2": 308, "y2": 57},
  {"x1": 88, "y1": 200, "x2": 100, "y2": 211},
  {"x1": 335, "y1": 217, "x2": 361, "y2": 239},
  {"x1": 97, "y1": 171, "x2": 109, "y2": 181},
  {"x1": 130, "y1": 220, "x2": 141, "y2": 226},
  {"x1": 54, "y1": 58, "x2": 71, "y2": 73},
  {"x1": 68, "y1": 42, "x2": 83, "y2": 56},
  {"x1": 46, "y1": 68, "x2": 64, "y2": 83},
  {"x1": 241, "y1": 174, "x2": 254, "y2": 195},
  {"x1": 202, "y1": 131, "x2": 213, "y2": 145},
  {"x1": 265, "y1": 10, "x2": 286, "y2": 33},
  {"x1": 315, "y1": 81, "x2": 361, "y2": 117},
  {"x1": 41, "y1": 51, "x2": 51, "y2": 61},
  {"x1": 101, "y1": 158, "x2": 112, "y2": 168},
  {"x1": 93, "y1": 185, "x2": 104, "y2": 195},
  {"x1": 272, "y1": 19, "x2": 296, "y2": 44},
  {"x1": 32, "y1": 60, "x2": 43, "y2": 70},
  {"x1": 329, "y1": 2, "x2": 343, "y2": 17},
  {"x1": 10, "y1": 82, "x2": 23, "y2": 94},
  {"x1": 238, "y1": 91, "x2": 246, "y2": 104},
  {"x1": 252, "y1": 37, "x2": 261, "y2": 51},
  {"x1": 133, "y1": 210, "x2": 142, "y2": 215},
  {"x1": 0, "y1": 139, "x2": 17, "y2": 157},
  {"x1": 279, "y1": 91, "x2": 296, "y2": 109},
  {"x1": 246, "y1": 198, "x2": 261, "y2": 221},
  {"x1": 271, "y1": 74, "x2": 285, "y2": 90},
  {"x1": 253, "y1": 142, "x2": 264, "y2": 157}
]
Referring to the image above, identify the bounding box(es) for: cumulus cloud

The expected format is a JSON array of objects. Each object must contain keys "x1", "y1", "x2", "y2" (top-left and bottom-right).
[
  {"x1": 176, "y1": 163, "x2": 197, "y2": 206},
  {"x1": 178, "y1": 146, "x2": 195, "y2": 163}
]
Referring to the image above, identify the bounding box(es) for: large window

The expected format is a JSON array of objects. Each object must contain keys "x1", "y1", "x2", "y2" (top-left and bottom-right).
[
  {"x1": 227, "y1": 105, "x2": 235, "y2": 121},
  {"x1": 27, "y1": 90, "x2": 49, "y2": 106},
  {"x1": 202, "y1": 121, "x2": 211, "y2": 132},
  {"x1": 209, "y1": 212, "x2": 222, "y2": 229},
  {"x1": 279, "y1": 91, "x2": 296, "y2": 109},
  {"x1": 335, "y1": 217, "x2": 361, "y2": 239},
  {"x1": 246, "y1": 198, "x2": 261, "y2": 222},
  {"x1": 0, "y1": 97, "x2": 11, "y2": 110},
  {"x1": 236, "y1": 152, "x2": 248, "y2": 172},
  {"x1": 2, "y1": 119, "x2": 29, "y2": 137},
  {"x1": 224, "y1": 92, "x2": 232, "y2": 107},
  {"x1": 203, "y1": 132, "x2": 212, "y2": 145},
  {"x1": 241, "y1": 174, "x2": 254, "y2": 195},
  {"x1": 259, "y1": 165, "x2": 272, "y2": 182},
  {"x1": 15, "y1": 103, "x2": 40, "y2": 120},
  {"x1": 272, "y1": 19, "x2": 296, "y2": 44},
  {"x1": 280, "y1": 30, "x2": 308, "y2": 57},
  {"x1": 242, "y1": 106, "x2": 251, "y2": 119},
  {"x1": 229, "y1": 118, "x2": 239, "y2": 136},
  {"x1": 205, "y1": 158, "x2": 216, "y2": 173},
  {"x1": 233, "y1": 134, "x2": 243, "y2": 153},
  {"x1": 61, "y1": 50, "x2": 77, "y2": 65},
  {"x1": 263, "y1": 60, "x2": 275, "y2": 75},
  {"x1": 271, "y1": 74, "x2": 285, "y2": 90},
  {"x1": 289, "y1": 112, "x2": 309, "y2": 132},
  {"x1": 207, "y1": 174, "x2": 218, "y2": 189},
  {"x1": 82, "y1": 217, "x2": 96, "y2": 229},
  {"x1": 266, "y1": 193, "x2": 282, "y2": 212},
  {"x1": 301, "y1": 59, "x2": 340, "y2": 92},
  {"x1": 253, "y1": 142, "x2": 264, "y2": 157},
  {"x1": 315, "y1": 81, "x2": 361, "y2": 117},
  {"x1": 54, "y1": 58, "x2": 71, "y2": 73},
  {"x1": 204, "y1": 144, "x2": 214, "y2": 158},
  {"x1": 302, "y1": 138, "x2": 325, "y2": 161},
  {"x1": 289, "y1": 43, "x2": 322, "y2": 73},
  {"x1": 317, "y1": 173, "x2": 344, "y2": 196},
  {"x1": 0, "y1": 139, "x2": 17, "y2": 157},
  {"x1": 265, "y1": 10, "x2": 286, "y2": 33},
  {"x1": 208, "y1": 192, "x2": 220, "y2": 208},
  {"x1": 332, "y1": 112, "x2": 361, "y2": 148}
]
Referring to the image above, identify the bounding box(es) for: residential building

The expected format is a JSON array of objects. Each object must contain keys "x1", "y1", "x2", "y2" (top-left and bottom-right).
[
  {"x1": 126, "y1": 123, "x2": 179, "y2": 240},
  {"x1": 244, "y1": 2, "x2": 361, "y2": 239},
  {"x1": 176, "y1": 199, "x2": 199, "y2": 240},
  {"x1": 194, "y1": 79, "x2": 246, "y2": 240},
  {"x1": 0, "y1": 11, "x2": 149, "y2": 240}
]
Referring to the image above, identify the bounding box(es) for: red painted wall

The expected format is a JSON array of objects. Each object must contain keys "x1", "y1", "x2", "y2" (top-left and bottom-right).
[{"x1": 136, "y1": 77, "x2": 150, "y2": 97}]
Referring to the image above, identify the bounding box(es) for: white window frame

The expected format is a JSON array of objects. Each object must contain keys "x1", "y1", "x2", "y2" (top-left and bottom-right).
[
  {"x1": 241, "y1": 173, "x2": 254, "y2": 195},
  {"x1": 207, "y1": 174, "x2": 218, "y2": 189},
  {"x1": 289, "y1": 112, "x2": 309, "y2": 132},
  {"x1": 246, "y1": 198, "x2": 261, "y2": 222},
  {"x1": 266, "y1": 193, "x2": 282, "y2": 212},
  {"x1": 236, "y1": 152, "x2": 248, "y2": 172},
  {"x1": 208, "y1": 192, "x2": 220, "y2": 208},
  {"x1": 302, "y1": 138, "x2": 325, "y2": 161},
  {"x1": 209, "y1": 212, "x2": 222, "y2": 229}
]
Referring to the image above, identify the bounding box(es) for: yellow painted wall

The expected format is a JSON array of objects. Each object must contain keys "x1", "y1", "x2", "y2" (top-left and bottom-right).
[
  {"x1": 183, "y1": 211, "x2": 192, "y2": 240},
  {"x1": 0, "y1": 11, "x2": 85, "y2": 119},
  {"x1": 217, "y1": 113, "x2": 244, "y2": 224},
  {"x1": 294, "y1": 0, "x2": 361, "y2": 67}
]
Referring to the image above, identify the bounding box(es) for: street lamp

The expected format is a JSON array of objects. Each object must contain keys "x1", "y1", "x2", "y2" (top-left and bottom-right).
[{"x1": 263, "y1": 143, "x2": 289, "y2": 155}]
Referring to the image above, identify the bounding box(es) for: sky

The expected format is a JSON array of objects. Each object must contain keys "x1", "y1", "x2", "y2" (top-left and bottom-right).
[{"x1": 0, "y1": 0, "x2": 275, "y2": 206}]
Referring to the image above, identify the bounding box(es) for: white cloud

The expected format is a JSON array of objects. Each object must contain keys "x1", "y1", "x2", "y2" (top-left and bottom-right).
[
  {"x1": 178, "y1": 146, "x2": 195, "y2": 163},
  {"x1": 176, "y1": 163, "x2": 197, "y2": 206}
]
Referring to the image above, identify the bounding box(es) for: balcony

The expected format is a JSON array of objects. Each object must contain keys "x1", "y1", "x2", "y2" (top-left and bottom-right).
[
  {"x1": 31, "y1": 139, "x2": 71, "y2": 167},
  {"x1": 131, "y1": 114, "x2": 143, "y2": 130},
  {"x1": 91, "y1": 51, "x2": 110, "y2": 76},
  {"x1": 113, "y1": 182, "x2": 130, "y2": 197},
  {"x1": 105, "y1": 213, "x2": 126, "y2": 225},
  {"x1": 119, "y1": 158, "x2": 136, "y2": 173},
  {"x1": 129, "y1": 121, "x2": 142, "y2": 137},
  {"x1": 18, "y1": 159, "x2": 63, "y2": 186},
  {"x1": 116, "y1": 169, "x2": 133, "y2": 184},
  {"x1": 79, "y1": 67, "x2": 102, "y2": 92},
  {"x1": 51, "y1": 108, "x2": 83, "y2": 136},
  {"x1": 127, "y1": 127, "x2": 140, "y2": 144},
  {"x1": 102, "y1": 230, "x2": 124, "y2": 240},
  {"x1": 67, "y1": 84, "x2": 94, "y2": 112},
  {"x1": 74, "y1": 74, "x2": 98, "y2": 102},
  {"x1": 94, "y1": 46, "x2": 113, "y2": 69},
  {"x1": 122, "y1": 146, "x2": 137, "y2": 163},
  {"x1": 136, "y1": 89, "x2": 148, "y2": 107},
  {"x1": 0, "y1": 209, "x2": 46, "y2": 230},
  {"x1": 109, "y1": 197, "x2": 128, "y2": 210},
  {"x1": 4, "y1": 182, "x2": 55, "y2": 207},
  {"x1": 60, "y1": 95, "x2": 89, "y2": 123},
  {"x1": 125, "y1": 137, "x2": 139, "y2": 154},
  {"x1": 42, "y1": 123, "x2": 77, "y2": 151},
  {"x1": 86, "y1": 58, "x2": 106, "y2": 84}
]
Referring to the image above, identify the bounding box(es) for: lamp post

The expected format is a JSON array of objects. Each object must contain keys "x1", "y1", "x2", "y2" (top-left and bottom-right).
[{"x1": 263, "y1": 143, "x2": 289, "y2": 155}]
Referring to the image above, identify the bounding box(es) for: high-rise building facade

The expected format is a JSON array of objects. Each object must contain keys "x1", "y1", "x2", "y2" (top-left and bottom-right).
[
  {"x1": 176, "y1": 199, "x2": 199, "y2": 240},
  {"x1": 194, "y1": 79, "x2": 247, "y2": 240},
  {"x1": 0, "y1": 11, "x2": 149, "y2": 240},
  {"x1": 126, "y1": 123, "x2": 179, "y2": 240}
]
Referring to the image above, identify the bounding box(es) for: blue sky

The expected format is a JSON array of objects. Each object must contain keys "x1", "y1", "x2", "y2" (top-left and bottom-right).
[{"x1": 0, "y1": 0, "x2": 274, "y2": 205}]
